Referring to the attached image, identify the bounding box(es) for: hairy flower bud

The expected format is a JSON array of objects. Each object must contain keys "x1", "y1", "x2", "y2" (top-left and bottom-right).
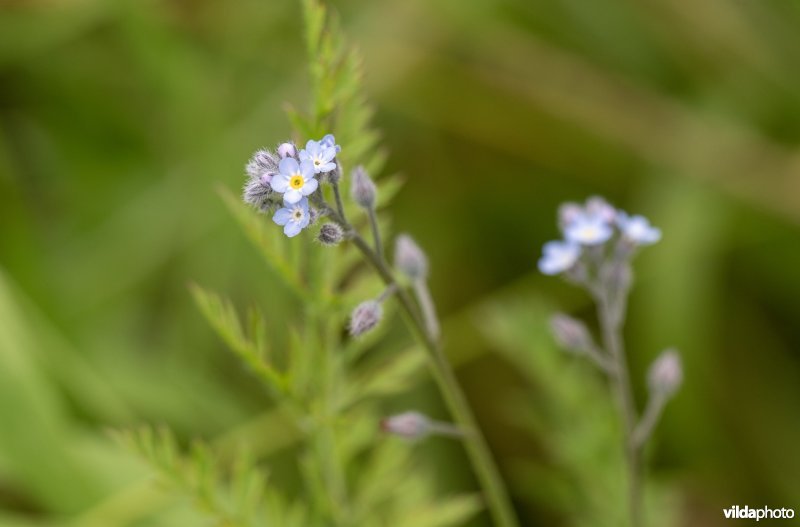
[
  {"x1": 349, "y1": 300, "x2": 383, "y2": 337},
  {"x1": 246, "y1": 149, "x2": 279, "y2": 179},
  {"x1": 351, "y1": 166, "x2": 376, "y2": 209},
  {"x1": 648, "y1": 349, "x2": 683, "y2": 398},
  {"x1": 394, "y1": 234, "x2": 428, "y2": 280},
  {"x1": 277, "y1": 142, "x2": 296, "y2": 159},
  {"x1": 318, "y1": 223, "x2": 344, "y2": 246},
  {"x1": 550, "y1": 313, "x2": 594, "y2": 354},
  {"x1": 308, "y1": 207, "x2": 322, "y2": 226},
  {"x1": 380, "y1": 411, "x2": 431, "y2": 440}
]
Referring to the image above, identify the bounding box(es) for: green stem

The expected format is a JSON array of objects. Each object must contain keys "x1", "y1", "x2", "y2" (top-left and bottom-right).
[
  {"x1": 597, "y1": 290, "x2": 642, "y2": 527},
  {"x1": 324, "y1": 200, "x2": 518, "y2": 527}
]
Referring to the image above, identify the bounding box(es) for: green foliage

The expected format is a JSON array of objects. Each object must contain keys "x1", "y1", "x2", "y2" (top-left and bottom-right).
[
  {"x1": 117, "y1": 427, "x2": 308, "y2": 527},
  {"x1": 475, "y1": 294, "x2": 682, "y2": 527},
  {"x1": 120, "y1": 2, "x2": 480, "y2": 526},
  {"x1": 4, "y1": 0, "x2": 800, "y2": 524}
]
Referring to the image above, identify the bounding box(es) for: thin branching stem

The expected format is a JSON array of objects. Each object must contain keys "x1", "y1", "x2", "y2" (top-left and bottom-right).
[
  {"x1": 332, "y1": 180, "x2": 348, "y2": 224},
  {"x1": 412, "y1": 279, "x2": 440, "y2": 341},
  {"x1": 322, "y1": 198, "x2": 519, "y2": 527},
  {"x1": 596, "y1": 288, "x2": 642, "y2": 527},
  {"x1": 633, "y1": 394, "x2": 666, "y2": 449}
]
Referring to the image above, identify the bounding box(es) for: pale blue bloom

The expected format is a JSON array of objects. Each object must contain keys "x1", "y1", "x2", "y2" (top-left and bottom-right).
[
  {"x1": 299, "y1": 137, "x2": 338, "y2": 173},
  {"x1": 271, "y1": 157, "x2": 318, "y2": 204},
  {"x1": 320, "y1": 133, "x2": 341, "y2": 153},
  {"x1": 565, "y1": 213, "x2": 613, "y2": 246},
  {"x1": 617, "y1": 212, "x2": 661, "y2": 245},
  {"x1": 538, "y1": 240, "x2": 581, "y2": 275},
  {"x1": 272, "y1": 197, "x2": 311, "y2": 237}
]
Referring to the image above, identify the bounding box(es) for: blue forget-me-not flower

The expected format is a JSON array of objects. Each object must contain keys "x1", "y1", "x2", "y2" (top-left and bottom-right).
[
  {"x1": 273, "y1": 197, "x2": 311, "y2": 238},
  {"x1": 271, "y1": 157, "x2": 319, "y2": 204},
  {"x1": 617, "y1": 212, "x2": 662, "y2": 245},
  {"x1": 564, "y1": 212, "x2": 614, "y2": 246},
  {"x1": 300, "y1": 137, "x2": 338, "y2": 174},
  {"x1": 538, "y1": 240, "x2": 581, "y2": 275},
  {"x1": 539, "y1": 196, "x2": 662, "y2": 277}
]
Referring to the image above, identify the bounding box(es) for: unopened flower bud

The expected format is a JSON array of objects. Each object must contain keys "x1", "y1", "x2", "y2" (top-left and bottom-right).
[
  {"x1": 380, "y1": 411, "x2": 431, "y2": 440},
  {"x1": 277, "y1": 142, "x2": 296, "y2": 159},
  {"x1": 351, "y1": 166, "x2": 376, "y2": 209},
  {"x1": 246, "y1": 149, "x2": 278, "y2": 179},
  {"x1": 648, "y1": 349, "x2": 682, "y2": 398},
  {"x1": 349, "y1": 300, "x2": 383, "y2": 337},
  {"x1": 394, "y1": 234, "x2": 428, "y2": 280},
  {"x1": 243, "y1": 175, "x2": 275, "y2": 212},
  {"x1": 307, "y1": 207, "x2": 322, "y2": 226},
  {"x1": 550, "y1": 313, "x2": 593, "y2": 354},
  {"x1": 318, "y1": 223, "x2": 344, "y2": 246}
]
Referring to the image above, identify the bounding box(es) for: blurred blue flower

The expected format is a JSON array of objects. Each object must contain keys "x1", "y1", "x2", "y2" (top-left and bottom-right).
[
  {"x1": 272, "y1": 197, "x2": 311, "y2": 237},
  {"x1": 539, "y1": 240, "x2": 581, "y2": 275},
  {"x1": 565, "y1": 213, "x2": 613, "y2": 245},
  {"x1": 271, "y1": 157, "x2": 318, "y2": 204},
  {"x1": 617, "y1": 212, "x2": 661, "y2": 245},
  {"x1": 300, "y1": 138, "x2": 338, "y2": 173}
]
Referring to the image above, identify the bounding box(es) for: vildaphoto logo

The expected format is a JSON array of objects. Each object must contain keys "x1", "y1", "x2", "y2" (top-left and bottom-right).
[{"x1": 723, "y1": 505, "x2": 795, "y2": 521}]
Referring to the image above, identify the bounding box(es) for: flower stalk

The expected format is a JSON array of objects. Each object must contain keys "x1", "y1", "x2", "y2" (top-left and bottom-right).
[
  {"x1": 540, "y1": 196, "x2": 682, "y2": 527},
  {"x1": 320, "y1": 190, "x2": 518, "y2": 527}
]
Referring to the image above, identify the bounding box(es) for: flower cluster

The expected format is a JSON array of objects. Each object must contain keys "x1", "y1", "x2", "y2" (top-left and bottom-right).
[
  {"x1": 540, "y1": 195, "x2": 682, "y2": 504},
  {"x1": 242, "y1": 134, "x2": 341, "y2": 237},
  {"x1": 538, "y1": 196, "x2": 661, "y2": 277}
]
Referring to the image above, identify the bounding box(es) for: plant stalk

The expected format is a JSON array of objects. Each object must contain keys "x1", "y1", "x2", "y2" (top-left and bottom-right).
[
  {"x1": 325, "y1": 190, "x2": 518, "y2": 527},
  {"x1": 597, "y1": 290, "x2": 642, "y2": 527}
]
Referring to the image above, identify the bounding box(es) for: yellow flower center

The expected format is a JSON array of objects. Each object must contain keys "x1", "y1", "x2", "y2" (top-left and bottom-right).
[
  {"x1": 314, "y1": 159, "x2": 321, "y2": 166},
  {"x1": 289, "y1": 174, "x2": 304, "y2": 189}
]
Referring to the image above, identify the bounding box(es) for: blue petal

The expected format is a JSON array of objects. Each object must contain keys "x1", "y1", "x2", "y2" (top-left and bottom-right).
[
  {"x1": 299, "y1": 160, "x2": 316, "y2": 179},
  {"x1": 538, "y1": 256, "x2": 558, "y2": 275},
  {"x1": 301, "y1": 178, "x2": 318, "y2": 196},
  {"x1": 273, "y1": 208, "x2": 291, "y2": 226},
  {"x1": 279, "y1": 157, "x2": 299, "y2": 176},
  {"x1": 318, "y1": 161, "x2": 337, "y2": 173},
  {"x1": 271, "y1": 174, "x2": 289, "y2": 193},
  {"x1": 284, "y1": 189, "x2": 302, "y2": 204},
  {"x1": 284, "y1": 222, "x2": 302, "y2": 237},
  {"x1": 305, "y1": 139, "x2": 320, "y2": 155}
]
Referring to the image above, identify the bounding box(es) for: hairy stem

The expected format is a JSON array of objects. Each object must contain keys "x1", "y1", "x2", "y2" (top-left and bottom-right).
[
  {"x1": 324, "y1": 200, "x2": 518, "y2": 527},
  {"x1": 597, "y1": 290, "x2": 642, "y2": 527},
  {"x1": 332, "y1": 180, "x2": 348, "y2": 224}
]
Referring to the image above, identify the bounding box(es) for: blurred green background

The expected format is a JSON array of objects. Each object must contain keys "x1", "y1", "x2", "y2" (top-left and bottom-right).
[{"x1": 2, "y1": 0, "x2": 799, "y2": 525}]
